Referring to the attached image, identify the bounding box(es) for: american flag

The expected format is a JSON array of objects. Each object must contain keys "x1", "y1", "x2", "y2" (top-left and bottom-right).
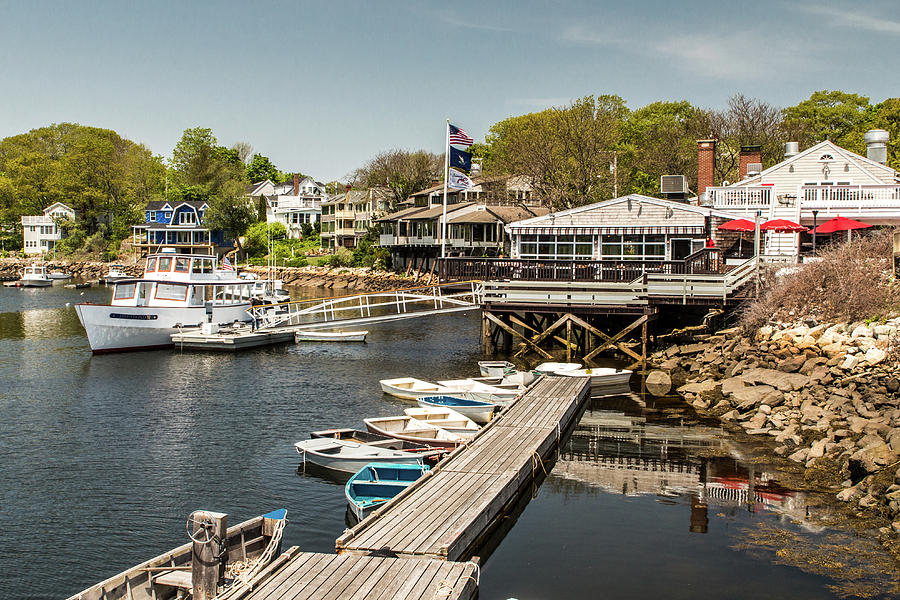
[
  {"x1": 222, "y1": 256, "x2": 235, "y2": 271},
  {"x1": 449, "y1": 123, "x2": 474, "y2": 147}
]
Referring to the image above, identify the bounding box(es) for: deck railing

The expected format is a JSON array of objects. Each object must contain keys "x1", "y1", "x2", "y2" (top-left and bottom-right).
[
  {"x1": 438, "y1": 249, "x2": 723, "y2": 283},
  {"x1": 801, "y1": 184, "x2": 900, "y2": 208},
  {"x1": 707, "y1": 186, "x2": 772, "y2": 208}
]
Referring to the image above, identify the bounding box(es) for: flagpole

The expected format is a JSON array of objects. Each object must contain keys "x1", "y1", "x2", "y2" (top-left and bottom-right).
[{"x1": 442, "y1": 118, "x2": 449, "y2": 260}]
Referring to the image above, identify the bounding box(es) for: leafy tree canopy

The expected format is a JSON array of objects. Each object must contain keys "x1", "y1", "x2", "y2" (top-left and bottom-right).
[{"x1": 350, "y1": 149, "x2": 442, "y2": 211}]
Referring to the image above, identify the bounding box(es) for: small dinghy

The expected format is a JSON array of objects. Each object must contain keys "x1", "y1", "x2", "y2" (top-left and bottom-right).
[
  {"x1": 403, "y1": 407, "x2": 480, "y2": 438},
  {"x1": 345, "y1": 463, "x2": 429, "y2": 521},
  {"x1": 379, "y1": 377, "x2": 454, "y2": 400},
  {"x1": 436, "y1": 378, "x2": 522, "y2": 404},
  {"x1": 309, "y1": 428, "x2": 447, "y2": 463},
  {"x1": 294, "y1": 436, "x2": 430, "y2": 473},
  {"x1": 364, "y1": 415, "x2": 466, "y2": 448},
  {"x1": 554, "y1": 367, "x2": 633, "y2": 387},
  {"x1": 295, "y1": 330, "x2": 368, "y2": 342},
  {"x1": 478, "y1": 360, "x2": 516, "y2": 377},
  {"x1": 417, "y1": 395, "x2": 497, "y2": 424},
  {"x1": 534, "y1": 362, "x2": 582, "y2": 375}
]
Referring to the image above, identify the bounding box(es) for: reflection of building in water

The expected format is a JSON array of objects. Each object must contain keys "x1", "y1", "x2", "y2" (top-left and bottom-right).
[{"x1": 554, "y1": 409, "x2": 813, "y2": 531}]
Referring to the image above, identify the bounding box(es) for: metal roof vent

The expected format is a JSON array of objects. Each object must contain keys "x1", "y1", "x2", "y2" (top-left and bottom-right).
[
  {"x1": 865, "y1": 129, "x2": 889, "y2": 165},
  {"x1": 784, "y1": 142, "x2": 799, "y2": 159},
  {"x1": 660, "y1": 175, "x2": 689, "y2": 194}
]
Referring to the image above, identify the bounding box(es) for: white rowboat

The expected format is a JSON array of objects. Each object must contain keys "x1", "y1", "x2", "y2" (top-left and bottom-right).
[
  {"x1": 554, "y1": 367, "x2": 633, "y2": 387},
  {"x1": 379, "y1": 377, "x2": 455, "y2": 400},
  {"x1": 534, "y1": 362, "x2": 581, "y2": 375},
  {"x1": 295, "y1": 330, "x2": 368, "y2": 342},
  {"x1": 417, "y1": 395, "x2": 497, "y2": 424},
  {"x1": 364, "y1": 415, "x2": 466, "y2": 448},
  {"x1": 403, "y1": 407, "x2": 480, "y2": 438},
  {"x1": 294, "y1": 437, "x2": 427, "y2": 473}
]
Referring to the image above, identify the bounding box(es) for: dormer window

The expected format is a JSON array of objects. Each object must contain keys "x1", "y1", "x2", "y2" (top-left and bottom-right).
[{"x1": 178, "y1": 211, "x2": 196, "y2": 225}]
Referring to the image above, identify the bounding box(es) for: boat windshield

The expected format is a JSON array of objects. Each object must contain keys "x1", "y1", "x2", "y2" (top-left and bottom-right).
[{"x1": 192, "y1": 258, "x2": 214, "y2": 274}]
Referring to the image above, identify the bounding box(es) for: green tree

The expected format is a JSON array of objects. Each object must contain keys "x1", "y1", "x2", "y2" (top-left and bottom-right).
[
  {"x1": 485, "y1": 95, "x2": 628, "y2": 208},
  {"x1": 620, "y1": 100, "x2": 705, "y2": 196},
  {"x1": 243, "y1": 221, "x2": 287, "y2": 257},
  {"x1": 867, "y1": 98, "x2": 900, "y2": 171},
  {"x1": 782, "y1": 90, "x2": 871, "y2": 150},
  {"x1": 203, "y1": 178, "x2": 257, "y2": 253},
  {"x1": 351, "y1": 149, "x2": 442, "y2": 211},
  {"x1": 246, "y1": 153, "x2": 282, "y2": 183}
]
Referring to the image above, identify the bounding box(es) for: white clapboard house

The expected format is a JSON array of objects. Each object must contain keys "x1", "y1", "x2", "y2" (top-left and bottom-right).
[{"x1": 21, "y1": 202, "x2": 75, "y2": 254}]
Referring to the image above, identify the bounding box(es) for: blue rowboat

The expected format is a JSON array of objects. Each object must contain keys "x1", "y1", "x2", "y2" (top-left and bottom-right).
[
  {"x1": 417, "y1": 395, "x2": 497, "y2": 424},
  {"x1": 345, "y1": 463, "x2": 429, "y2": 521}
]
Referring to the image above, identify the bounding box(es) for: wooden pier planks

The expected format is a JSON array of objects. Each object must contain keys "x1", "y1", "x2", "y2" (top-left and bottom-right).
[
  {"x1": 335, "y1": 376, "x2": 590, "y2": 561},
  {"x1": 242, "y1": 552, "x2": 477, "y2": 600}
]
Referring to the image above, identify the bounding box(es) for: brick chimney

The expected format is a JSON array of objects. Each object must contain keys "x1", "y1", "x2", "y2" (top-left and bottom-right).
[
  {"x1": 293, "y1": 173, "x2": 300, "y2": 196},
  {"x1": 696, "y1": 139, "x2": 717, "y2": 204},
  {"x1": 739, "y1": 145, "x2": 762, "y2": 179}
]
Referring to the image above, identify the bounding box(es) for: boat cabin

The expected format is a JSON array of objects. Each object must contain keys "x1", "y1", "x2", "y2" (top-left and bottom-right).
[{"x1": 110, "y1": 251, "x2": 253, "y2": 308}]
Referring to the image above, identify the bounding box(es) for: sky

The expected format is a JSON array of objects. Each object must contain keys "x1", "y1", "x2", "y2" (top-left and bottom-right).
[{"x1": 1, "y1": 0, "x2": 898, "y2": 182}]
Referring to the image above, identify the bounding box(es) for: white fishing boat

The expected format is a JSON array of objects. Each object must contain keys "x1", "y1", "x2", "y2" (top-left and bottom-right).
[
  {"x1": 534, "y1": 362, "x2": 582, "y2": 375},
  {"x1": 364, "y1": 415, "x2": 466, "y2": 448},
  {"x1": 417, "y1": 395, "x2": 497, "y2": 424},
  {"x1": 379, "y1": 377, "x2": 455, "y2": 400},
  {"x1": 553, "y1": 367, "x2": 633, "y2": 387},
  {"x1": 19, "y1": 265, "x2": 52, "y2": 287},
  {"x1": 436, "y1": 378, "x2": 522, "y2": 404},
  {"x1": 102, "y1": 264, "x2": 131, "y2": 284},
  {"x1": 403, "y1": 407, "x2": 480, "y2": 438},
  {"x1": 294, "y1": 436, "x2": 431, "y2": 473},
  {"x1": 478, "y1": 360, "x2": 516, "y2": 377},
  {"x1": 74, "y1": 249, "x2": 255, "y2": 353},
  {"x1": 295, "y1": 330, "x2": 368, "y2": 342}
]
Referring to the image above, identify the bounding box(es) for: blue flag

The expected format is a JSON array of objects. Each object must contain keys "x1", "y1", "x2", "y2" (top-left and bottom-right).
[{"x1": 450, "y1": 147, "x2": 472, "y2": 173}]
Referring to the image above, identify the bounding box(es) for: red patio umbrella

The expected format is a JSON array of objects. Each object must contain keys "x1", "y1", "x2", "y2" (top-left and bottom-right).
[
  {"x1": 717, "y1": 218, "x2": 756, "y2": 232},
  {"x1": 760, "y1": 219, "x2": 808, "y2": 233},
  {"x1": 717, "y1": 219, "x2": 757, "y2": 255},
  {"x1": 813, "y1": 215, "x2": 873, "y2": 234}
]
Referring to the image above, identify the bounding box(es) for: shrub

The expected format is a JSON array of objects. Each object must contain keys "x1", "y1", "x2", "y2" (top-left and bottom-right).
[
  {"x1": 326, "y1": 247, "x2": 353, "y2": 267},
  {"x1": 741, "y1": 230, "x2": 899, "y2": 329},
  {"x1": 284, "y1": 257, "x2": 308, "y2": 268},
  {"x1": 84, "y1": 232, "x2": 107, "y2": 254}
]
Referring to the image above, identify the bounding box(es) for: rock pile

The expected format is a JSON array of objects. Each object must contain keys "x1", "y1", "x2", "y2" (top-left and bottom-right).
[
  {"x1": 245, "y1": 265, "x2": 424, "y2": 292},
  {"x1": 650, "y1": 318, "x2": 900, "y2": 533}
]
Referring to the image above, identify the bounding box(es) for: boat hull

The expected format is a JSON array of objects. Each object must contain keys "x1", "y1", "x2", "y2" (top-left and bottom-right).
[
  {"x1": 19, "y1": 278, "x2": 52, "y2": 287},
  {"x1": 417, "y1": 396, "x2": 496, "y2": 424},
  {"x1": 74, "y1": 302, "x2": 252, "y2": 353},
  {"x1": 556, "y1": 367, "x2": 632, "y2": 387},
  {"x1": 295, "y1": 330, "x2": 368, "y2": 342},
  {"x1": 345, "y1": 463, "x2": 428, "y2": 522},
  {"x1": 294, "y1": 438, "x2": 427, "y2": 473},
  {"x1": 379, "y1": 378, "x2": 452, "y2": 400},
  {"x1": 364, "y1": 417, "x2": 463, "y2": 449}
]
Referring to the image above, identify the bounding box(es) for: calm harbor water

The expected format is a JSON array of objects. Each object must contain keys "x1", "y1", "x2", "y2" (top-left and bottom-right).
[{"x1": 0, "y1": 283, "x2": 894, "y2": 599}]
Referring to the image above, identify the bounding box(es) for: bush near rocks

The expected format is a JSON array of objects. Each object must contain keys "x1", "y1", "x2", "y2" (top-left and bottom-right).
[{"x1": 652, "y1": 317, "x2": 900, "y2": 531}]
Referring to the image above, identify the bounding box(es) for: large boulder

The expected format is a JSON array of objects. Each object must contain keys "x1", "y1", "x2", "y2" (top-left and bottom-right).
[
  {"x1": 731, "y1": 385, "x2": 782, "y2": 410},
  {"x1": 739, "y1": 368, "x2": 810, "y2": 392}
]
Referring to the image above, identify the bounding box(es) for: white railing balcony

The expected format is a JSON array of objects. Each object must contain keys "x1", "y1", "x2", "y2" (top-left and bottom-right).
[
  {"x1": 707, "y1": 186, "x2": 773, "y2": 209},
  {"x1": 379, "y1": 234, "x2": 397, "y2": 246},
  {"x1": 21, "y1": 215, "x2": 54, "y2": 225},
  {"x1": 276, "y1": 197, "x2": 322, "y2": 210},
  {"x1": 800, "y1": 184, "x2": 900, "y2": 208}
]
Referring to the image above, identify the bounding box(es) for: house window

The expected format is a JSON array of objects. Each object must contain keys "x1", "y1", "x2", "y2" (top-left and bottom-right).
[
  {"x1": 178, "y1": 211, "x2": 196, "y2": 225},
  {"x1": 599, "y1": 234, "x2": 665, "y2": 260}
]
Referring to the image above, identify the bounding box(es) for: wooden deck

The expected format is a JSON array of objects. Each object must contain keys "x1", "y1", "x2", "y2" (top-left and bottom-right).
[
  {"x1": 335, "y1": 376, "x2": 591, "y2": 561},
  {"x1": 242, "y1": 549, "x2": 478, "y2": 600}
]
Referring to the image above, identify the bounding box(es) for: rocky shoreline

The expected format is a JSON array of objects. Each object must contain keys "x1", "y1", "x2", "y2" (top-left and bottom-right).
[
  {"x1": 0, "y1": 257, "x2": 424, "y2": 292},
  {"x1": 648, "y1": 317, "x2": 900, "y2": 550}
]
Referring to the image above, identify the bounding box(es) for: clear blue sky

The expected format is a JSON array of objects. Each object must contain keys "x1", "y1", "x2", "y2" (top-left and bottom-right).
[{"x1": 1, "y1": 0, "x2": 898, "y2": 182}]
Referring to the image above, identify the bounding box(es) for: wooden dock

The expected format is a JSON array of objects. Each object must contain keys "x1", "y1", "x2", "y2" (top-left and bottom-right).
[
  {"x1": 241, "y1": 548, "x2": 478, "y2": 600},
  {"x1": 335, "y1": 375, "x2": 590, "y2": 561}
]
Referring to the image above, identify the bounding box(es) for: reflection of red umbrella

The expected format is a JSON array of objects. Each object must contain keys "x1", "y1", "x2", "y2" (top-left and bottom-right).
[
  {"x1": 760, "y1": 219, "x2": 808, "y2": 233},
  {"x1": 717, "y1": 219, "x2": 756, "y2": 255},
  {"x1": 717, "y1": 218, "x2": 756, "y2": 232},
  {"x1": 813, "y1": 215, "x2": 872, "y2": 234}
]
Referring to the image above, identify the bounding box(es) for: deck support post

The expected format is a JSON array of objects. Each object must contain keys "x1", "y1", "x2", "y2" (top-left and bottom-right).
[{"x1": 486, "y1": 311, "x2": 553, "y2": 359}]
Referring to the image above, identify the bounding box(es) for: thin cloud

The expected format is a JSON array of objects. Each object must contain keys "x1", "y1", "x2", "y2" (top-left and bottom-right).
[
  {"x1": 562, "y1": 23, "x2": 821, "y2": 81},
  {"x1": 436, "y1": 11, "x2": 516, "y2": 33},
  {"x1": 799, "y1": 5, "x2": 900, "y2": 35}
]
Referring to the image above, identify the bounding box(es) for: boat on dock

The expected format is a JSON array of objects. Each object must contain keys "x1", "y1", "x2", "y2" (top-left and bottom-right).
[
  {"x1": 295, "y1": 330, "x2": 368, "y2": 342},
  {"x1": 478, "y1": 360, "x2": 516, "y2": 377},
  {"x1": 379, "y1": 377, "x2": 454, "y2": 400},
  {"x1": 417, "y1": 395, "x2": 497, "y2": 424},
  {"x1": 436, "y1": 378, "x2": 522, "y2": 404},
  {"x1": 364, "y1": 415, "x2": 467, "y2": 448},
  {"x1": 18, "y1": 265, "x2": 52, "y2": 287},
  {"x1": 74, "y1": 249, "x2": 256, "y2": 353},
  {"x1": 345, "y1": 463, "x2": 430, "y2": 521},
  {"x1": 65, "y1": 508, "x2": 287, "y2": 600},
  {"x1": 403, "y1": 407, "x2": 480, "y2": 438},
  {"x1": 294, "y1": 436, "x2": 433, "y2": 473},
  {"x1": 534, "y1": 362, "x2": 581, "y2": 375},
  {"x1": 554, "y1": 366, "x2": 633, "y2": 387}
]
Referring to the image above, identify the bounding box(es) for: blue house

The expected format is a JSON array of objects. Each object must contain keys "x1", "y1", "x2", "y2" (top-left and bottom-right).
[{"x1": 131, "y1": 200, "x2": 232, "y2": 255}]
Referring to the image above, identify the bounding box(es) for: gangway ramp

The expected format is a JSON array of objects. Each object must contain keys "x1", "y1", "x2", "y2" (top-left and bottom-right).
[{"x1": 170, "y1": 281, "x2": 482, "y2": 350}]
